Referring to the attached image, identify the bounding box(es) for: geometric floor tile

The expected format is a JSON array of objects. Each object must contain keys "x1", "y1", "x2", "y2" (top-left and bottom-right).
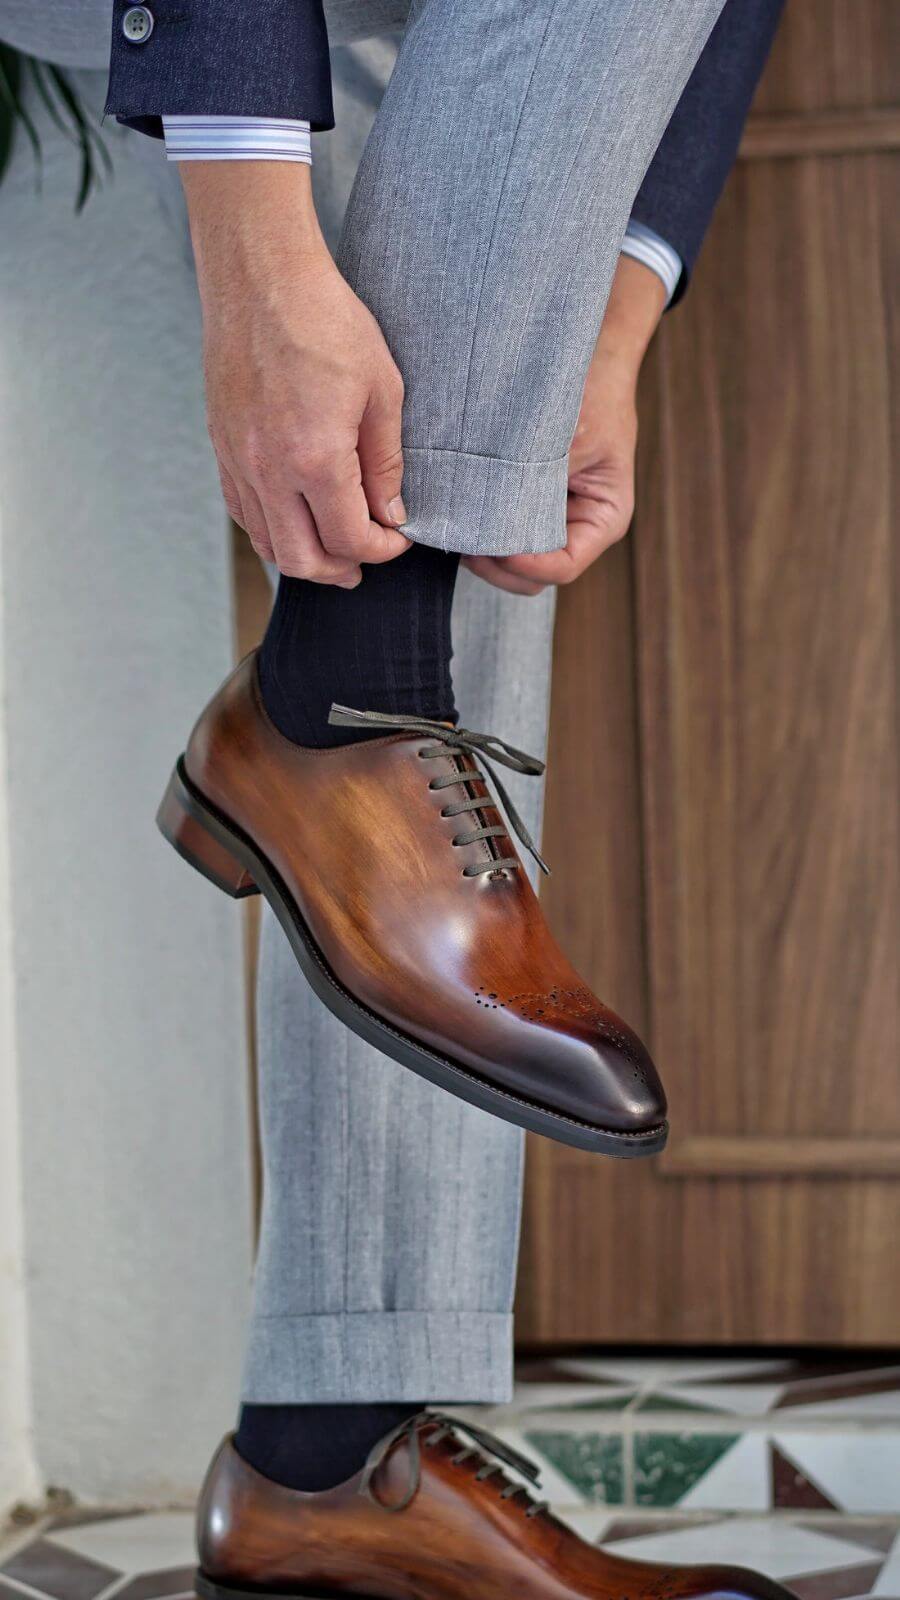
[
  {"x1": 506, "y1": 1352, "x2": 900, "y2": 1516},
  {"x1": 772, "y1": 1443, "x2": 841, "y2": 1510},
  {"x1": 771, "y1": 1436, "x2": 900, "y2": 1516},
  {"x1": 639, "y1": 1383, "x2": 788, "y2": 1418},
  {"x1": 595, "y1": 1518, "x2": 896, "y2": 1581},
  {"x1": 799, "y1": 1523, "x2": 900, "y2": 1558},
  {"x1": 634, "y1": 1432, "x2": 741, "y2": 1507},
  {"x1": 0, "y1": 1540, "x2": 119, "y2": 1600},
  {"x1": 4, "y1": 1508, "x2": 900, "y2": 1600},
  {"x1": 111, "y1": 1572, "x2": 195, "y2": 1600},
  {"x1": 512, "y1": 1382, "x2": 638, "y2": 1413},
  {"x1": 872, "y1": 1531, "x2": 900, "y2": 1595},
  {"x1": 681, "y1": 1433, "x2": 772, "y2": 1512},
  {"x1": 46, "y1": 1515, "x2": 195, "y2": 1577},
  {"x1": 787, "y1": 1564, "x2": 884, "y2": 1600},
  {"x1": 523, "y1": 1430, "x2": 624, "y2": 1505}
]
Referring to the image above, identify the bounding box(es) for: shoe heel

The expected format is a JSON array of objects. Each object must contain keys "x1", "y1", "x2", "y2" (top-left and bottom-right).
[{"x1": 157, "y1": 765, "x2": 259, "y2": 899}]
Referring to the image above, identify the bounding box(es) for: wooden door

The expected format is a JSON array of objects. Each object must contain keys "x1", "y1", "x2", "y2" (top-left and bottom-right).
[{"x1": 516, "y1": 0, "x2": 900, "y2": 1346}]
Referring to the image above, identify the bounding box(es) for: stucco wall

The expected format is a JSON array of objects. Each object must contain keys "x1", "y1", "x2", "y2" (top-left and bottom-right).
[{"x1": 0, "y1": 74, "x2": 253, "y2": 1505}]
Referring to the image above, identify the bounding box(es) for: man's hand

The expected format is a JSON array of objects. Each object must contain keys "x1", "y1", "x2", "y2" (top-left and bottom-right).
[
  {"x1": 464, "y1": 256, "x2": 667, "y2": 596},
  {"x1": 180, "y1": 162, "x2": 410, "y2": 587}
]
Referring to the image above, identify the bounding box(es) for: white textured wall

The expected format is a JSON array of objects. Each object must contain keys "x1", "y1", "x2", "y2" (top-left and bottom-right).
[
  {"x1": 0, "y1": 74, "x2": 254, "y2": 1503},
  {"x1": 0, "y1": 499, "x2": 40, "y2": 1519}
]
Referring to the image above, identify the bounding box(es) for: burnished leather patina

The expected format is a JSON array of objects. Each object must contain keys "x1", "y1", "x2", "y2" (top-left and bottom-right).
[
  {"x1": 158, "y1": 652, "x2": 668, "y2": 1155},
  {"x1": 195, "y1": 1414, "x2": 795, "y2": 1600}
]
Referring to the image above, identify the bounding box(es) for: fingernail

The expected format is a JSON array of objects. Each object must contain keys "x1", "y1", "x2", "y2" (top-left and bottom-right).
[{"x1": 387, "y1": 497, "x2": 407, "y2": 527}]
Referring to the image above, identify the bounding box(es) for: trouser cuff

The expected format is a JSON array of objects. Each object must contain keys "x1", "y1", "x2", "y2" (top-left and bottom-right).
[
  {"x1": 241, "y1": 1311, "x2": 514, "y2": 1404},
  {"x1": 401, "y1": 446, "x2": 569, "y2": 556}
]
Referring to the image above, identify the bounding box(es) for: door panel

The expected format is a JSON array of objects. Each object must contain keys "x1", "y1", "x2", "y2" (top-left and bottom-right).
[{"x1": 516, "y1": 0, "x2": 900, "y2": 1346}]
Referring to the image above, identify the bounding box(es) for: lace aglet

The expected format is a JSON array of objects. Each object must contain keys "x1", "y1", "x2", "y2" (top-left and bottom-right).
[{"x1": 328, "y1": 703, "x2": 366, "y2": 729}]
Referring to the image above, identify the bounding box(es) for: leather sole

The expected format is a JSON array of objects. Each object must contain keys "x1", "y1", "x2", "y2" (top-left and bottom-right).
[{"x1": 158, "y1": 757, "x2": 668, "y2": 1158}]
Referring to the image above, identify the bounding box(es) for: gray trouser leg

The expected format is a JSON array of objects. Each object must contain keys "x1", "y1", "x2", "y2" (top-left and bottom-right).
[
  {"x1": 338, "y1": 0, "x2": 725, "y2": 555},
  {"x1": 244, "y1": 577, "x2": 555, "y2": 1404},
  {"x1": 242, "y1": 35, "x2": 557, "y2": 1404}
]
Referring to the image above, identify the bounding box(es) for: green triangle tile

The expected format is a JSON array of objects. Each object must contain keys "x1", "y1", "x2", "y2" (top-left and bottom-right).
[
  {"x1": 565, "y1": 1393, "x2": 637, "y2": 1413},
  {"x1": 634, "y1": 1432, "x2": 740, "y2": 1507},
  {"x1": 525, "y1": 1431, "x2": 624, "y2": 1504},
  {"x1": 634, "y1": 1393, "x2": 725, "y2": 1415}
]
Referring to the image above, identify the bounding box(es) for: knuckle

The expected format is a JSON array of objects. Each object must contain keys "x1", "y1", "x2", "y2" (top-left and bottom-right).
[
  {"x1": 294, "y1": 444, "x2": 339, "y2": 484},
  {"x1": 321, "y1": 529, "x2": 364, "y2": 560},
  {"x1": 244, "y1": 443, "x2": 274, "y2": 482}
]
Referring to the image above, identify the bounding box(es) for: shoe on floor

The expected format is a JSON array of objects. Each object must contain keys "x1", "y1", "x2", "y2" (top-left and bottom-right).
[{"x1": 196, "y1": 1412, "x2": 796, "y2": 1600}]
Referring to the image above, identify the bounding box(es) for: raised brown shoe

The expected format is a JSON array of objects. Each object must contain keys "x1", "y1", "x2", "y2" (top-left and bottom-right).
[
  {"x1": 157, "y1": 652, "x2": 667, "y2": 1156},
  {"x1": 195, "y1": 1413, "x2": 795, "y2": 1600}
]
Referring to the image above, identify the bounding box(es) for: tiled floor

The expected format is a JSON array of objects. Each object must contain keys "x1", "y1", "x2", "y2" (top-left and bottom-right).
[
  {"x1": 3, "y1": 1357, "x2": 899, "y2": 1600},
  {"x1": 470, "y1": 1354, "x2": 900, "y2": 1515}
]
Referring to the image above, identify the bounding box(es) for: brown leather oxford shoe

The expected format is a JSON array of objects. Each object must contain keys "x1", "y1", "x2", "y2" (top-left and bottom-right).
[
  {"x1": 196, "y1": 1413, "x2": 796, "y2": 1600},
  {"x1": 157, "y1": 653, "x2": 667, "y2": 1155}
]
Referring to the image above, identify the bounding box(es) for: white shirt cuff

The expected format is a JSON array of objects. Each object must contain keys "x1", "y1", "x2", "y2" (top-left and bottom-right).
[
  {"x1": 162, "y1": 116, "x2": 312, "y2": 164},
  {"x1": 620, "y1": 219, "x2": 682, "y2": 305}
]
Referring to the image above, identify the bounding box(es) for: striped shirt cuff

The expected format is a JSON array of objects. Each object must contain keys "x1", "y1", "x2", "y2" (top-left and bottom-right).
[
  {"x1": 162, "y1": 116, "x2": 312, "y2": 164},
  {"x1": 620, "y1": 219, "x2": 682, "y2": 305},
  {"x1": 161, "y1": 122, "x2": 682, "y2": 306}
]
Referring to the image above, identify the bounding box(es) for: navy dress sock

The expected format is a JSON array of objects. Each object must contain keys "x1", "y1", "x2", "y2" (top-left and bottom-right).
[
  {"x1": 257, "y1": 542, "x2": 460, "y2": 747},
  {"x1": 235, "y1": 1402, "x2": 422, "y2": 1491}
]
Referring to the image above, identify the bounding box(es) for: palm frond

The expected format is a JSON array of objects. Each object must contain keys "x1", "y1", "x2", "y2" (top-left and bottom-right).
[{"x1": 0, "y1": 44, "x2": 112, "y2": 209}]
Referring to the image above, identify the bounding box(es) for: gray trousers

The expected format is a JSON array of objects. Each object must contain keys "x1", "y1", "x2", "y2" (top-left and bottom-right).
[{"x1": 243, "y1": 0, "x2": 724, "y2": 1404}]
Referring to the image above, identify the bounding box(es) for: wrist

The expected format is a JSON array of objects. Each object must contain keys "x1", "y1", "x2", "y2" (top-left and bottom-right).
[
  {"x1": 594, "y1": 254, "x2": 667, "y2": 375},
  {"x1": 180, "y1": 162, "x2": 330, "y2": 300}
]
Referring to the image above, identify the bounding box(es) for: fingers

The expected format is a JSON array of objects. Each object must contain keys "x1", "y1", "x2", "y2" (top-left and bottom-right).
[
  {"x1": 462, "y1": 556, "x2": 547, "y2": 597},
  {"x1": 301, "y1": 445, "x2": 410, "y2": 567},
  {"x1": 258, "y1": 484, "x2": 361, "y2": 587},
  {"x1": 462, "y1": 505, "x2": 619, "y2": 594},
  {"x1": 357, "y1": 374, "x2": 407, "y2": 530},
  {"x1": 219, "y1": 461, "x2": 275, "y2": 564}
]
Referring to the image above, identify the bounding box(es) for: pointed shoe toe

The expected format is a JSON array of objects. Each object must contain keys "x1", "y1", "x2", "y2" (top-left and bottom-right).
[
  {"x1": 159, "y1": 654, "x2": 669, "y2": 1157},
  {"x1": 477, "y1": 979, "x2": 668, "y2": 1141}
]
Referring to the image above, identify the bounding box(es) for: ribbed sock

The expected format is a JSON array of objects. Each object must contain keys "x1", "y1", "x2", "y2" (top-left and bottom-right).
[
  {"x1": 234, "y1": 1402, "x2": 422, "y2": 1491},
  {"x1": 257, "y1": 543, "x2": 460, "y2": 747}
]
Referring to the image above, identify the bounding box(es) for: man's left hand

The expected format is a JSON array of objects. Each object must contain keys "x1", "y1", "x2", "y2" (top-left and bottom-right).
[{"x1": 464, "y1": 255, "x2": 666, "y2": 597}]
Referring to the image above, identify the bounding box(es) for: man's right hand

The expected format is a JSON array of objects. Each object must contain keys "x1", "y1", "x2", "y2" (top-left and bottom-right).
[{"x1": 179, "y1": 162, "x2": 410, "y2": 588}]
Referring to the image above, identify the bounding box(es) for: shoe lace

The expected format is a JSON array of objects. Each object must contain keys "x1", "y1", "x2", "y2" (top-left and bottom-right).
[
  {"x1": 327, "y1": 706, "x2": 550, "y2": 877},
  {"x1": 358, "y1": 1409, "x2": 550, "y2": 1519}
]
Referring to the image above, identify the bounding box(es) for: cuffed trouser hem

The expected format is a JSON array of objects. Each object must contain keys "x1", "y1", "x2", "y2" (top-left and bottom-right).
[
  {"x1": 240, "y1": 1311, "x2": 514, "y2": 1404},
  {"x1": 400, "y1": 447, "x2": 569, "y2": 556}
]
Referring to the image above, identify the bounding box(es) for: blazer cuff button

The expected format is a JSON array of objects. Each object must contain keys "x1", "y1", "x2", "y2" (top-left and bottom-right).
[{"x1": 122, "y1": 6, "x2": 154, "y2": 42}]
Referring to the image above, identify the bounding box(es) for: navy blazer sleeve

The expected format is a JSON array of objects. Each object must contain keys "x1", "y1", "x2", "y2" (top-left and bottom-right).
[
  {"x1": 631, "y1": 0, "x2": 784, "y2": 304},
  {"x1": 105, "y1": 0, "x2": 335, "y2": 137}
]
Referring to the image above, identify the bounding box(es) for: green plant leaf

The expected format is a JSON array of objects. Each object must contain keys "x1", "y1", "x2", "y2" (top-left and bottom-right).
[
  {"x1": 0, "y1": 46, "x2": 113, "y2": 208},
  {"x1": 0, "y1": 42, "x2": 42, "y2": 184}
]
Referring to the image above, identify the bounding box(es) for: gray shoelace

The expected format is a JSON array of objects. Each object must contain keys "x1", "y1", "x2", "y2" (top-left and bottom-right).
[
  {"x1": 358, "y1": 1409, "x2": 549, "y2": 1518},
  {"x1": 328, "y1": 706, "x2": 550, "y2": 876}
]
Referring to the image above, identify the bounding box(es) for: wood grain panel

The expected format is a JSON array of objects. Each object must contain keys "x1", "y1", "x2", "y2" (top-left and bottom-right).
[
  {"x1": 517, "y1": 0, "x2": 900, "y2": 1347},
  {"x1": 740, "y1": 107, "x2": 900, "y2": 159},
  {"x1": 640, "y1": 150, "x2": 898, "y2": 1143},
  {"x1": 662, "y1": 1138, "x2": 900, "y2": 1179}
]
